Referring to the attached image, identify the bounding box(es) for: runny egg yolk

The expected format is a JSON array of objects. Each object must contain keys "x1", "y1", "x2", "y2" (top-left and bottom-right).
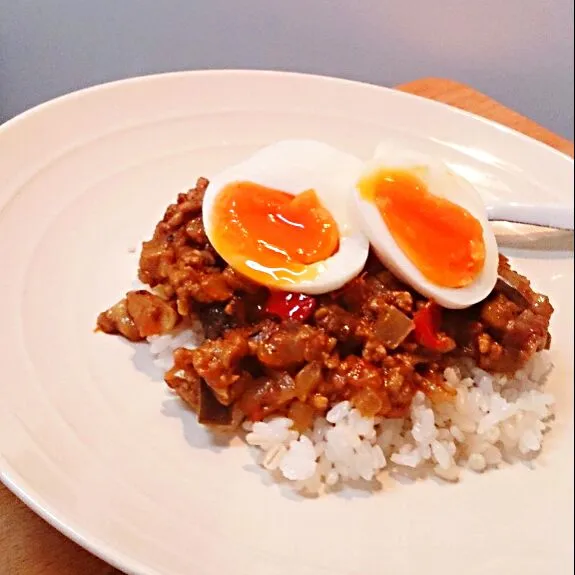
[
  {"x1": 359, "y1": 169, "x2": 486, "y2": 288},
  {"x1": 211, "y1": 182, "x2": 339, "y2": 286}
]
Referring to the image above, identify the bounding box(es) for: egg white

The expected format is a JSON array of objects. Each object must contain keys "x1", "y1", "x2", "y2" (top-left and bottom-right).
[
  {"x1": 352, "y1": 144, "x2": 499, "y2": 309},
  {"x1": 203, "y1": 139, "x2": 370, "y2": 294}
]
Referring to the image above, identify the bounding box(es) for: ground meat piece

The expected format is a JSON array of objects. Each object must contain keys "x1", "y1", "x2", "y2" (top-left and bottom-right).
[
  {"x1": 138, "y1": 178, "x2": 238, "y2": 312},
  {"x1": 503, "y1": 308, "x2": 550, "y2": 353},
  {"x1": 195, "y1": 273, "x2": 236, "y2": 303},
  {"x1": 253, "y1": 322, "x2": 336, "y2": 369},
  {"x1": 161, "y1": 180, "x2": 207, "y2": 230},
  {"x1": 138, "y1": 239, "x2": 175, "y2": 288},
  {"x1": 374, "y1": 270, "x2": 410, "y2": 291},
  {"x1": 480, "y1": 292, "x2": 520, "y2": 332},
  {"x1": 185, "y1": 217, "x2": 208, "y2": 244},
  {"x1": 330, "y1": 356, "x2": 383, "y2": 389},
  {"x1": 141, "y1": 185, "x2": 210, "y2": 272},
  {"x1": 221, "y1": 267, "x2": 261, "y2": 294},
  {"x1": 364, "y1": 274, "x2": 415, "y2": 313},
  {"x1": 476, "y1": 303, "x2": 552, "y2": 374},
  {"x1": 238, "y1": 372, "x2": 298, "y2": 420},
  {"x1": 334, "y1": 268, "x2": 416, "y2": 317},
  {"x1": 165, "y1": 348, "x2": 202, "y2": 411},
  {"x1": 178, "y1": 246, "x2": 216, "y2": 268},
  {"x1": 125, "y1": 290, "x2": 178, "y2": 337},
  {"x1": 477, "y1": 332, "x2": 494, "y2": 354},
  {"x1": 191, "y1": 329, "x2": 250, "y2": 391},
  {"x1": 97, "y1": 298, "x2": 143, "y2": 342},
  {"x1": 379, "y1": 357, "x2": 424, "y2": 417},
  {"x1": 497, "y1": 254, "x2": 537, "y2": 306},
  {"x1": 152, "y1": 283, "x2": 175, "y2": 301},
  {"x1": 322, "y1": 356, "x2": 397, "y2": 417},
  {"x1": 211, "y1": 376, "x2": 251, "y2": 407},
  {"x1": 495, "y1": 277, "x2": 531, "y2": 309},
  {"x1": 165, "y1": 266, "x2": 233, "y2": 314},
  {"x1": 361, "y1": 338, "x2": 388, "y2": 364},
  {"x1": 139, "y1": 196, "x2": 262, "y2": 317},
  {"x1": 183, "y1": 178, "x2": 209, "y2": 213},
  {"x1": 314, "y1": 304, "x2": 360, "y2": 341},
  {"x1": 476, "y1": 337, "x2": 507, "y2": 372},
  {"x1": 470, "y1": 262, "x2": 553, "y2": 373},
  {"x1": 532, "y1": 293, "x2": 554, "y2": 318},
  {"x1": 334, "y1": 275, "x2": 370, "y2": 312},
  {"x1": 368, "y1": 291, "x2": 414, "y2": 315}
]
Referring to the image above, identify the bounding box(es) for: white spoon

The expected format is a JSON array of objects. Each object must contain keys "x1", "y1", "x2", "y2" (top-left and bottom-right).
[{"x1": 486, "y1": 201, "x2": 574, "y2": 231}]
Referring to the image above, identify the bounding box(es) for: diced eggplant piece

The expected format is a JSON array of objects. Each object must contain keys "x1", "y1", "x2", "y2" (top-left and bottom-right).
[
  {"x1": 495, "y1": 277, "x2": 530, "y2": 309},
  {"x1": 198, "y1": 380, "x2": 234, "y2": 427},
  {"x1": 165, "y1": 363, "x2": 201, "y2": 412}
]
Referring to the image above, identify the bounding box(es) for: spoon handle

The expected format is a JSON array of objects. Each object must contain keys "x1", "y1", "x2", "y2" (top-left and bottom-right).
[{"x1": 487, "y1": 202, "x2": 574, "y2": 231}]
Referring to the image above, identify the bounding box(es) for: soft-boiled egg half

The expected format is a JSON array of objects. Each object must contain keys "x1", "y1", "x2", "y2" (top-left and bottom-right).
[
  {"x1": 202, "y1": 140, "x2": 370, "y2": 294},
  {"x1": 353, "y1": 143, "x2": 498, "y2": 309}
]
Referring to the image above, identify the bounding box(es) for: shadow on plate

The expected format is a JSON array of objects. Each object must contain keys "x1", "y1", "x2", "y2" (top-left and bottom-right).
[
  {"x1": 124, "y1": 338, "x2": 239, "y2": 452},
  {"x1": 242, "y1": 463, "x2": 386, "y2": 500},
  {"x1": 161, "y1": 396, "x2": 238, "y2": 453},
  {"x1": 123, "y1": 339, "x2": 165, "y2": 383}
]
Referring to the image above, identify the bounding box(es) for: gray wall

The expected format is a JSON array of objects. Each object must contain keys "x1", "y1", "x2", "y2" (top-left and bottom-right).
[{"x1": 1, "y1": 0, "x2": 573, "y2": 139}]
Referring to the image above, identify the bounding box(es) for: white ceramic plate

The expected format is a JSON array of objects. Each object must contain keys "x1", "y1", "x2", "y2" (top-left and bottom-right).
[{"x1": 0, "y1": 71, "x2": 573, "y2": 575}]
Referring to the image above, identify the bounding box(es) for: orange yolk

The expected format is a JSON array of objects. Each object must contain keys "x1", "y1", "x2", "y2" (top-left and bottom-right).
[
  {"x1": 359, "y1": 169, "x2": 485, "y2": 288},
  {"x1": 210, "y1": 182, "x2": 339, "y2": 286}
]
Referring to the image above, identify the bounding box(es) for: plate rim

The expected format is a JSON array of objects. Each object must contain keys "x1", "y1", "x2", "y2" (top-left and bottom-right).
[
  {"x1": 0, "y1": 69, "x2": 572, "y2": 575},
  {"x1": 1, "y1": 69, "x2": 573, "y2": 168}
]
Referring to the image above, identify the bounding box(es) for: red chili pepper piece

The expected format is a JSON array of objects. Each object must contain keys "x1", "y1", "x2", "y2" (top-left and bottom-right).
[
  {"x1": 413, "y1": 301, "x2": 454, "y2": 352},
  {"x1": 265, "y1": 291, "x2": 317, "y2": 322}
]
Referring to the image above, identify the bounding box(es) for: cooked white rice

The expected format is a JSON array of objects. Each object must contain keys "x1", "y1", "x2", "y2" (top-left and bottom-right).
[
  {"x1": 148, "y1": 325, "x2": 554, "y2": 494},
  {"x1": 147, "y1": 321, "x2": 205, "y2": 371}
]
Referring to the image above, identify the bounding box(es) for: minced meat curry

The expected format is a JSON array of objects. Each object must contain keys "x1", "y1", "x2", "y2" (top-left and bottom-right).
[{"x1": 97, "y1": 178, "x2": 553, "y2": 430}]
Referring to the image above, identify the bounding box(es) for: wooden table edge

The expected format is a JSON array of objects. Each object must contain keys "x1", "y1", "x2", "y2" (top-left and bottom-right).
[{"x1": 396, "y1": 77, "x2": 574, "y2": 158}]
